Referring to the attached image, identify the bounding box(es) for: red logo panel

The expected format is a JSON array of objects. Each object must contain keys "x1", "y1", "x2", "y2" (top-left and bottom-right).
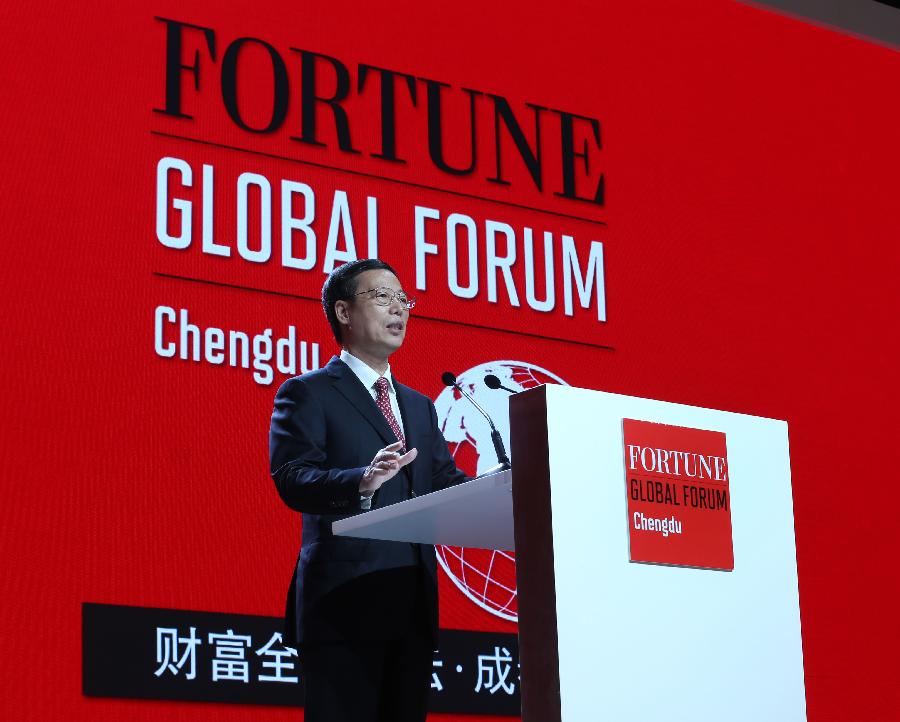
[{"x1": 623, "y1": 419, "x2": 734, "y2": 570}]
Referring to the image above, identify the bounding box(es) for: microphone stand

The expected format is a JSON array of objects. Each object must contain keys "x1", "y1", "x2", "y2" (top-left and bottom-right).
[{"x1": 442, "y1": 372, "x2": 511, "y2": 474}]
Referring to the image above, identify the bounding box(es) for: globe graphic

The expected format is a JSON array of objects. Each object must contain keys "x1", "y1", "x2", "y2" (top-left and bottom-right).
[{"x1": 433, "y1": 361, "x2": 567, "y2": 622}]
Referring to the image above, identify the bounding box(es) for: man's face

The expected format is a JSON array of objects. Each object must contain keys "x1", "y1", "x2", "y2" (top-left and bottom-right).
[{"x1": 336, "y1": 269, "x2": 409, "y2": 360}]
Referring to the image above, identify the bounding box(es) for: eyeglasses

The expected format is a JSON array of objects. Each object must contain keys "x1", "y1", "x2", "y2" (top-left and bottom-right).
[{"x1": 352, "y1": 287, "x2": 417, "y2": 310}]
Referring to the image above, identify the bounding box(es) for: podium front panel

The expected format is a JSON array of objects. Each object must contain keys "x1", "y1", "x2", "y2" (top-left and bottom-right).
[{"x1": 511, "y1": 385, "x2": 806, "y2": 722}]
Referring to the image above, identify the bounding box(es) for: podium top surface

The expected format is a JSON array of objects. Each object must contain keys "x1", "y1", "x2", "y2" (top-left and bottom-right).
[{"x1": 332, "y1": 469, "x2": 514, "y2": 550}]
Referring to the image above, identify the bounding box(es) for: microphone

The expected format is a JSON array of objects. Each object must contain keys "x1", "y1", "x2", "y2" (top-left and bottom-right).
[
  {"x1": 484, "y1": 374, "x2": 517, "y2": 394},
  {"x1": 441, "y1": 371, "x2": 511, "y2": 472}
]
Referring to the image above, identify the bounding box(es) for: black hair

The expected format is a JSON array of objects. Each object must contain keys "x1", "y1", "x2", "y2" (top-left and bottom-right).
[{"x1": 321, "y1": 258, "x2": 399, "y2": 343}]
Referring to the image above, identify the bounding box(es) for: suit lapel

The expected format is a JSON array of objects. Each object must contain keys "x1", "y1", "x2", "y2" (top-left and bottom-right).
[{"x1": 326, "y1": 356, "x2": 397, "y2": 447}]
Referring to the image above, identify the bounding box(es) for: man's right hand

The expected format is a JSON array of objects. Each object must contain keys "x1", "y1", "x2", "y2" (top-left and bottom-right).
[{"x1": 359, "y1": 441, "x2": 418, "y2": 495}]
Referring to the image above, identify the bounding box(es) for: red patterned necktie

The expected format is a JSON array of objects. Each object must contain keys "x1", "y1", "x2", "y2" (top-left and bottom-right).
[{"x1": 374, "y1": 377, "x2": 405, "y2": 452}]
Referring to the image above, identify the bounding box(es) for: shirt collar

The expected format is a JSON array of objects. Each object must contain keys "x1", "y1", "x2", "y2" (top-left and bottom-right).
[{"x1": 340, "y1": 349, "x2": 396, "y2": 394}]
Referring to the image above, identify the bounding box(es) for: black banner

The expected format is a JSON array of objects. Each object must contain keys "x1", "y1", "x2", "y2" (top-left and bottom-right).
[{"x1": 82, "y1": 603, "x2": 520, "y2": 715}]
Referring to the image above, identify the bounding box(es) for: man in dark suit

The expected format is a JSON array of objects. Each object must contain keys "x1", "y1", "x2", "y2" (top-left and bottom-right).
[{"x1": 269, "y1": 258, "x2": 469, "y2": 722}]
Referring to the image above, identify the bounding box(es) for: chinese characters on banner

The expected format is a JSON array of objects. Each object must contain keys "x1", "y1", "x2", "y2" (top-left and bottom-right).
[{"x1": 83, "y1": 603, "x2": 519, "y2": 715}]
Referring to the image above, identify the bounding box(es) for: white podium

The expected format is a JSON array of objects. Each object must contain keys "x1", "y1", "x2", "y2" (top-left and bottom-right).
[
  {"x1": 332, "y1": 468, "x2": 514, "y2": 550},
  {"x1": 335, "y1": 384, "x2": 807, "y2": 722}
]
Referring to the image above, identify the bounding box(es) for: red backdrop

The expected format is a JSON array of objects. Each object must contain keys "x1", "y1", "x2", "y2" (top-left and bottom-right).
[{"x1": 1, "y1": 1, "x2": 898, "y2": 720}]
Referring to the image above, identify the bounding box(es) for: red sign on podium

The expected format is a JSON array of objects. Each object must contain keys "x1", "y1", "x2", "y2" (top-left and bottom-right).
[{"x1": 622, "y1": 419, "x2": 734, "y2": 571}]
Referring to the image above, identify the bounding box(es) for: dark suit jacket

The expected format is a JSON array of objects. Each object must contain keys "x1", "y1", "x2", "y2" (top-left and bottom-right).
[{"x1": 269, "y1": 356, "x2": 468, "y2": 648}]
